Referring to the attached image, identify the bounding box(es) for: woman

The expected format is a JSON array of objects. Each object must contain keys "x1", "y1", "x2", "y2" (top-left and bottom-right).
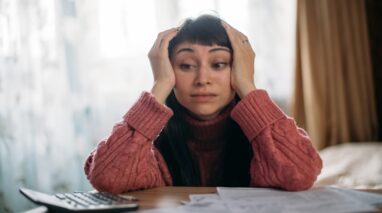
[{"x1": 84, "y1": 15, "x2": 322, "y2": 194}]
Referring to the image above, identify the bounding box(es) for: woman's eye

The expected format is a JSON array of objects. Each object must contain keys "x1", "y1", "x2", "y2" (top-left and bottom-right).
[
  {"x1": 212, "y1": 62, "x2": 228, "y2": 70},
  {"x1": 179, "y1": 64, "x2": 194, "y2": 70}
]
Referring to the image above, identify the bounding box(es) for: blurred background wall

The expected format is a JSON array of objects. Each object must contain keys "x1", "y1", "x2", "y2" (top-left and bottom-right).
[{"x1": 0, "y1": 0, "x2": 297, "y2": 212}]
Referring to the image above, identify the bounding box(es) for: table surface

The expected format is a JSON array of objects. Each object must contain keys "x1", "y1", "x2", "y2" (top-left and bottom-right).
[
  {"x1": 25, "y1": 187, "x2": 382, "y2": 212},
  {"x1": 128, "y1": 186, "x2": 216, "y2": 211}
]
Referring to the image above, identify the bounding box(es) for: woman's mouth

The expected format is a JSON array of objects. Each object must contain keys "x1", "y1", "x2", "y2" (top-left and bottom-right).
[{"x1": 190, "y1": 93, "x2": 217, "y2": 102}]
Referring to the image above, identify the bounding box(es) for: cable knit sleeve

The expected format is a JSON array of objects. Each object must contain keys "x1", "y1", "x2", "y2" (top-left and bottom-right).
[
  {"x1": 84, "y1": 92, "x2": 173, "y2": 194},
  {"x1": 231, "y1": 90, "x2": 322, "y2": 191}
]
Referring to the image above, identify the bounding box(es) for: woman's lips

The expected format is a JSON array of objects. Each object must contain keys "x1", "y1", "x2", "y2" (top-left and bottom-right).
[{"x1": 190, "y1": 93, "x2": 217, "y2": 102}]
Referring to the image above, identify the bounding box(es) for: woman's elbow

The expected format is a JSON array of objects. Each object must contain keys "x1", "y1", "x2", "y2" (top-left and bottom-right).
[
  {"x1": 280, "y1": 168, "x2": 320, "y2": 191},
  {"x1": 282, "y1": 176, "x2": 315, "y2": 191},
  {"x1": 87, "y1": 173, "x2": 125, "y2": 194}
]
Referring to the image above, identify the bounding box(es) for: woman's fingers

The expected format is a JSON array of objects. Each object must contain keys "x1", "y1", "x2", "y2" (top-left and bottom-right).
[
  {"x1": 222, "y1": 22, "x2": 243, "y2": 43},
  {"x1": 222, "y1": 22, "x2": 253, "y2": 52},
  {"x1": 153, "y1": 28, "x2": 178, "y2": 51},
  {"x1": 148, "y1": 27, "x2": 179, "y2": 103},
  {"x1": 222, "y1": 21, "x2": 256, "y2": 98},
  {"x1": 148, "y1": 27, "x2": 178, "y2": 86}
]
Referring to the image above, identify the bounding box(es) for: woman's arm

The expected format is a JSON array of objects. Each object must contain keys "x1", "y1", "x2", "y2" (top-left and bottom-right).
[
  {"x1": 84, "y1": 92, "x2": 173, "y2": 194},
  {"x1": 222, "y1": 22, "x2": 321, "y2": 191},
  {"x1": 85, "y1": 28, "x2": 178, "y2": 194},
  {"x1": 231, "y1": 90, "x2": 322, "y2": 191}
]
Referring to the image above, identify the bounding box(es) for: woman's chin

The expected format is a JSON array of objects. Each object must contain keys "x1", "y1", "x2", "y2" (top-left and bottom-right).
[{"x1": 187, "y1": 109, "x2": 221, "y2": 121}]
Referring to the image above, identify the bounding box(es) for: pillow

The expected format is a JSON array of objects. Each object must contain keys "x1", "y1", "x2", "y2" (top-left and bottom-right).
[{"x1": 314, "y1": 142, "x2": 382, "y2": 189}]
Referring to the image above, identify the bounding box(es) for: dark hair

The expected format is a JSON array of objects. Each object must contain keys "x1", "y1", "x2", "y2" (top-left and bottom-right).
[
  {"x1": 168, "y1": 15, "x2": 232, "y2": 59},
  {"x1": 154, "y1": 15, "x2": 252, "y2": 186}
]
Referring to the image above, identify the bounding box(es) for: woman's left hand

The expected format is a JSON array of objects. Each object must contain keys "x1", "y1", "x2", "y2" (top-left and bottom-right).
[{"x1": 222, "y1": 22, "x2": 256, "y2": 98}]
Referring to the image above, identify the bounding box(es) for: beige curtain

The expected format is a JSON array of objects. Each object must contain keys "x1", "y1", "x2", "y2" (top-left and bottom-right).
[{"x1": 293, "y1": 0, "x2": 378, "y2": 150}]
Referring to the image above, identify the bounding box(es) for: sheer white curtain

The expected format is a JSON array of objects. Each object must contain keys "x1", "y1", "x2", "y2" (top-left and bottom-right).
[{"x1": 0, "y1": 0, "x2": 296, "y2": 212}]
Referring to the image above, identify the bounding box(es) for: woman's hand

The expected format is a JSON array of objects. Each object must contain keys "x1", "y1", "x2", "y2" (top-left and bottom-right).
[
  {"x1": 149, "y1": 28, "x2": 178, "y2": 104},
  {"x1": 222, "y1": 22, "x2": 256, "y2": 98}
]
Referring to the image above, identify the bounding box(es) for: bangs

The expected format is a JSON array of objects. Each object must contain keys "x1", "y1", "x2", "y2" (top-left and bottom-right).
[{"x1": 168, "y1": 15, "x2": 232, "y2": 59}]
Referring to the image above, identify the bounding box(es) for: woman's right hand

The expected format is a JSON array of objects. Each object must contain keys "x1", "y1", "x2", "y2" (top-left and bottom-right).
[{"x1": 148, "y1": 28, "x2": 178, "y2": 104}]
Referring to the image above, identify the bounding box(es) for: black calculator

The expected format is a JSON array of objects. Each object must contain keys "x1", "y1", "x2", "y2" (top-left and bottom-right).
[{"x1": 20, "y1": 187, "x2": 139, "y2": 212}]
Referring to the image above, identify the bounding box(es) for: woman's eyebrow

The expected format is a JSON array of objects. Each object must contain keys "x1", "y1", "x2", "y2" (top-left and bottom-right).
[
  {"x1": 209, "y1": 47, "x2": 231, "y2": 53},
  {"x1": 176, "y1": 48, "x2": 194, "y2": 55},
  {"x1": 175, "y1": 47, "x2": 231, "y2": 55}
]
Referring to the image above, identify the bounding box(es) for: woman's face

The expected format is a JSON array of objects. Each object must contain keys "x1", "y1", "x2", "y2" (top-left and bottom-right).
[{"x1": 171, "y1": 42, "x2": 235, "y2": 120}]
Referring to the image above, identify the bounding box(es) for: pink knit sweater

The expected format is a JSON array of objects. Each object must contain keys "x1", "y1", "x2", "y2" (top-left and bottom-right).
[{"x1": 84, "y1": 90, "x2": 322, "y2": 193}]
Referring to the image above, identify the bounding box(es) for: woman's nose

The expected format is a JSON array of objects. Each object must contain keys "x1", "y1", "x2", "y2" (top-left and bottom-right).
[{"x1": 194, "y1": 65, "x2": 211, "y2": 86}]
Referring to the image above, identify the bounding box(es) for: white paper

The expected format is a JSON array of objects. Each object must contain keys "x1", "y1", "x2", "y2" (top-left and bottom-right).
[
  {"x1": 217, "y1": 186, "x2": 382, "y2": 213},
  {"x1": 141, "y1": 193, "x2": 229, "y2": 213},
  {"x1": 331, "y1": 187, "x2": 382, "y2": 205},
  {"x1": 140, "y1": 187, "x2": 382, "y2": 213}
]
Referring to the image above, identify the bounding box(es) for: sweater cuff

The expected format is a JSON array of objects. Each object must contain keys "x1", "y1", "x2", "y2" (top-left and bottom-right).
[
  {"x1": 124, "y1": 91, "x2": 173, "y2": 140},
  {"x1": 231, "y1": 89, "x2": 285, "y2": 141}
]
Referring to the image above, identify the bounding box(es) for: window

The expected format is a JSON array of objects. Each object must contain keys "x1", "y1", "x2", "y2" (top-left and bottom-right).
[{"x1": 0, "y1": 1, "x2": 296, "y2": 212}]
